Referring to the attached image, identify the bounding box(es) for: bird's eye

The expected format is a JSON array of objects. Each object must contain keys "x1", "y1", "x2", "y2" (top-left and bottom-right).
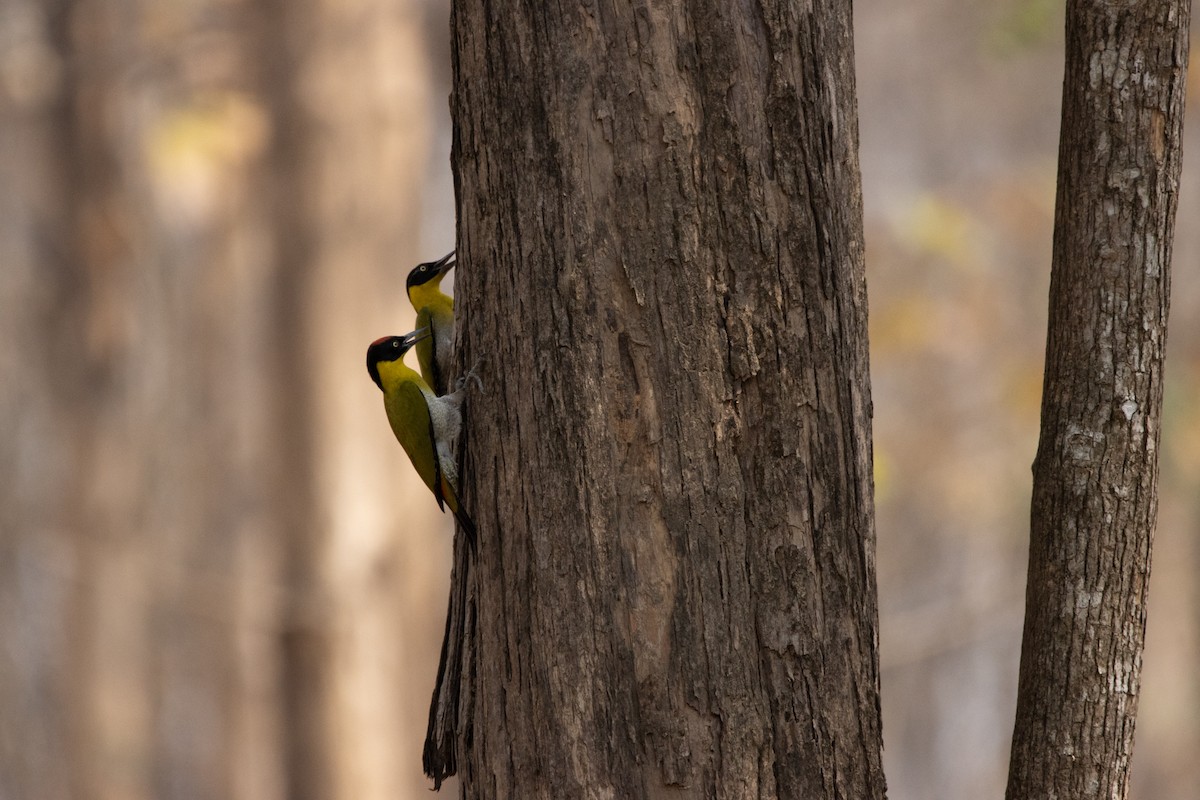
[{"x1": 392, "y1": 340, "x2": 400, "y2": 348}]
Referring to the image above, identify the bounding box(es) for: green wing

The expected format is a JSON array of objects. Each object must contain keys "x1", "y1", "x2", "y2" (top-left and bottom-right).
[
  {"x1": 386, "y1": 380, "x2": 445, "y2": 510},
  {"x1": 415, "y1": 300, "x2": 454, "y2": 395},
  {"x1": 414, "y1": 307, "x2": 441, "y2": 395}
]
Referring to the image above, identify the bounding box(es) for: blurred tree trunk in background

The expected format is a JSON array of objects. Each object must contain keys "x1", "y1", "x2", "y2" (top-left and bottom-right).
[
  {"x1": 1006, "y1": 2, "x2": 1189, "y2": 799},
  {"x1": 264, "y1": 1, "x2": 448, "y2": 799},
  {"x1": 0, "y1": 1, "x2": 445, "y2": 799},
  {"x1": 447, "y1": 2, "x2": 885, "y2": 798},
  {"x1": 0, "y1": 3, "x2": 290, "y2": 798},
  {"x1": 0, "y1": 4, "x2": 93, "y2": 797}
]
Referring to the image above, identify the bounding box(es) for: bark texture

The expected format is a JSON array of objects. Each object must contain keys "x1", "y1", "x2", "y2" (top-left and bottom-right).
[
  {"x1": 447, "y1": 2, "x2": 883, "y2": 798},
  {"x1": 1006, "y1": 2, "x2": 1189, "y2": 799}
]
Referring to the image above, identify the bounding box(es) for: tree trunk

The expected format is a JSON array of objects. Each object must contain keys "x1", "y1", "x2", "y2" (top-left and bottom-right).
[
  {"x1": 1006, "y1": 2, "x2": 1190, "y2": 799},
  {"x1": 2, "y1": 2, "x2": 291, "y2": 798},
  {"x1": 263, "y1": 1, "x2": 449, "y2": 798},
  {"x1": 447, "y1": 3, "x2": 884, "y2": 798}
]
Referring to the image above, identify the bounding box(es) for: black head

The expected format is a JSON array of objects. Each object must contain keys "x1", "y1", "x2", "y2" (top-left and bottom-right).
[
  {"x1": 366, "y1": 330, "x2": 425, "y2": 390},
  {"x1": 406, "y1": 250, "x2": 456, "y2": 292}
]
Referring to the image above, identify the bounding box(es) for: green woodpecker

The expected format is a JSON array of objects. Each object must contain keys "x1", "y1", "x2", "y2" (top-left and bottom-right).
[
  {"x1": 367, "y1": 330, "x2": 476, "y2": 549},
  {"x1": 406, "y1": 251, "x2": 457, "y2": 395}
]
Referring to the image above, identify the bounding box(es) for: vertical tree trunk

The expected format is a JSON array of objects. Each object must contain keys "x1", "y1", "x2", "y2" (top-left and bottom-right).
[
  {"x1": 1006, "y1": 2, "x2": 1189, "y2": 799},
  {"x1": 449, "y1": 3, "x2": 884, "y2": 798},
  {"x1": 0, "y1": 3, "x2": 91, "y2": 797}
]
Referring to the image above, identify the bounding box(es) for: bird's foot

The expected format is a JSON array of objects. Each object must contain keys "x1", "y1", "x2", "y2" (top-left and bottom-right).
[{"x1": 456, "y1": 358, "x2": 485, "y2": 393}]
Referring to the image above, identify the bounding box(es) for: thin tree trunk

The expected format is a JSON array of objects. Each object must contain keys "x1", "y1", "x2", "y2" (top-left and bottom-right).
[
  {"x1": 446, "y1": 3, "x2": 883, "y2": 798},
  {"x1": 1006, "y1": 2, "x2": 1189, "y2": 799},
  {"x1": 262, "y1": 1, "x2": 446, "y2": 798},
  {"x1": 0, "y1": 3, "x2": 93, "y2": 797}
]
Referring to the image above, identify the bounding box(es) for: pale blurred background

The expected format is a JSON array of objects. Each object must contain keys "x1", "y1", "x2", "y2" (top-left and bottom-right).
[{"x1": 0, "y1": 2, "x2": 1196, "y2": 799}]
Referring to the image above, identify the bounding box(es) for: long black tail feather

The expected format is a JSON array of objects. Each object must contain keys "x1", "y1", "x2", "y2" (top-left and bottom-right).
[{"x1": 453, "y1": 506, "x2": 477, "y2": 553}]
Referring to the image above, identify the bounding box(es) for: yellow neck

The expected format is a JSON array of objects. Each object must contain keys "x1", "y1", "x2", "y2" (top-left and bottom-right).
[
  {"x1": 408, "y1": 276, "x2": 451, "y2": 311},
  {"x1": 376, "y1": 357, "x2": 426, "y2": 393}
]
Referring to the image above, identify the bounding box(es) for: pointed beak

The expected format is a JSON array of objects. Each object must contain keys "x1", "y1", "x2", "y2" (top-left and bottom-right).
[
  {"x1": 434, "y1": 250, "x2": 456, "y2": 276},
  {"x1": 403, "y1": 327, "x2": 433, "y2": 348}
]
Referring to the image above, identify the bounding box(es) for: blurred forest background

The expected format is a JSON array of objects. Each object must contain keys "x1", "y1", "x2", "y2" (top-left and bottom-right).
[{"x1": 0, "y1": 1, "x2": 1196, "y2": 799}]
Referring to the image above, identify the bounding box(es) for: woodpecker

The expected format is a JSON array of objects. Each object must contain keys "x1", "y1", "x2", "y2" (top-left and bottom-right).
[
  {"x1": 367, "y1": 330, "x2": 476, "y2": 549},
  {"x1": 406, "y1": 251, "x2": 457, "y2": 395}
]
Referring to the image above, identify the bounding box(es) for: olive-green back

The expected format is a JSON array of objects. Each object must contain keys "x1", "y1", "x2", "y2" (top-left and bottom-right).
[
  {"x1": 415, "y1": 299, "x2": 454, "y2": 394},
  {"x1": 384, "y1": 379, "x2": 444, "y2": 509}
]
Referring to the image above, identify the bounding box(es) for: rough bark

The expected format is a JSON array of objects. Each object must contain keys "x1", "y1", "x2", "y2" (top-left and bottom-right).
[
  {"x1": 446, "y1": 2, "x2": 883, "y2": 798},
  {"x1": 1006, "y1": 2, "x2": 1189, "y2": 799}
]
